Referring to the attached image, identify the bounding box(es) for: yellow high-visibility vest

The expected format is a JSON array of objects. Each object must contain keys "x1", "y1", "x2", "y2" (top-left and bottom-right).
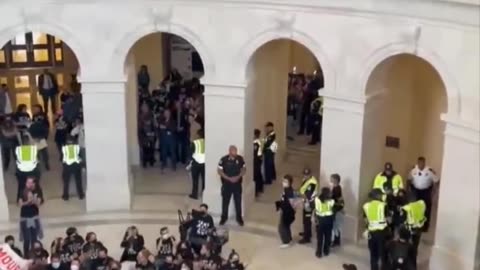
[
  {"x1": 402, "y1": 200, "x2": 427, "y2": 229},
  {"x1": 15, "y1": 145, "x2": 38, "y2": 172},
  {"x1": 192, "y1": 139, "x2": 205, "y2": 164},
  {"x1": 363, "y1": 200, "x2": 388, "y2": 231},
  {"x1": 62, "y1": 144, "x2": 81, "y2": 165},
  {"x1": 373, "y1": 173, "x2": 404, "y2": 195},
  {"x1": 314, "y1": 198, "x2": 334, "y2": 217},
  {"x1": 299, "y1": 177, "x2": 318, "y2": 197}
]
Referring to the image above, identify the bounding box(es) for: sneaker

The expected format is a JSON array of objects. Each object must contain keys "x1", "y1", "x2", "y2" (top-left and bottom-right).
[
  {"x1": 279, "y1": 243, "x2": 291, "y2": 249},
  {"x1": 188, "y1": 194, "x2": 198, "y2": 200},
  {"x1": 219, "y1": 219, "x2": 227, "y2": 226}
]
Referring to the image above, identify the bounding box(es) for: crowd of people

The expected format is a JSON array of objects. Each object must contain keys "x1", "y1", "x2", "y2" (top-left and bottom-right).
[{"x1": 3, "y1": 202, "x2": 246, "y2": 270}]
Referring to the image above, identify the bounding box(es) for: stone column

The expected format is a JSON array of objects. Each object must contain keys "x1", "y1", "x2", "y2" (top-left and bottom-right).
[
  {"x1": 319, "y1": 93, "x2": 370, "y2": 241},
  {"x1": 430, "y1": 118, "x2": 480, "y2": 270},
  {"x1": 82, "y1": 80, "x2": 132, "y2": 212},
  {"x1": 202, "y1": 83, "x2": 254, "y2": 217},
  {"x1": 0, "y1": 150, "x2": 9, "y2": 221},
  {"x1": 125, "y1": 53, "x2": 140, "y2": 166}
]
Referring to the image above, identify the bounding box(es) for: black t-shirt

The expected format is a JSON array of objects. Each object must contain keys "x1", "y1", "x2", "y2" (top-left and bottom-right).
[
  {"x1": 63, "y1": 235, "x2": 85, "y2": 259},
  {"x1": 120, "y1": 235, "x2": 145, "y2": 262},
  {"x1": 218, "y1": 155, "x2": 245, "y2": 184},
  {"x1": 20, "y1": 187, "x2": 43, "y2": 218},
  {"x1": 82, "y1": 242, "x2": 104, "y2": 260},
  {"x1": 189, "y1": 211, "x2": 215, "y2": 239},
  {"x1": 90, "y1": 256, "x2": 113, "y2": 270},
  {"x1": 155, "y1": 237, "x2": 175, "y2": 257}
]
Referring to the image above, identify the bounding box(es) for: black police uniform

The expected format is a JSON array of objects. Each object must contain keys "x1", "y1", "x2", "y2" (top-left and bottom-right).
[
  {"x1": 253, "y1": 139, "x2": 263, "y2": 196},
  {"x1": 263, "y1": 131, "x2": 277, "y2": 185},
  {"x1": 218, "y1": 155, "x2": 245, "y2": 222}
]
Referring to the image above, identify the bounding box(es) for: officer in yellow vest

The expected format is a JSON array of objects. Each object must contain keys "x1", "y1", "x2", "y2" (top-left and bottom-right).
[
  {"x1": 15, "y1": 134, "x2": 40, "y2": 201},
  {"x1": 253, "y1": 129, "x2": 263, "y2": 197},
  {"x1": 373, "y1": 162, "x2": 404, "y2": 196},
  {"x1": 363, "y1": 189, "x2": 389, "y2": 270},
  {"x1": 298, "y1": 167, "x2": 318, "y2": 244},
  {"x1": 309, "y1": 95, "x2": 323, "y2": 145},
  {"x1": 314, "y1": 187, "x2": 335, "y2": 258},
  {"x1": 61, "y1": 135, "x2": 84, "y2": 201},
  {"x1": 400, "y1": 192, "x2": 426, "y2": 269},
  {"x1": 189, "y1": 129, "x2": 205, "y2": 200}
]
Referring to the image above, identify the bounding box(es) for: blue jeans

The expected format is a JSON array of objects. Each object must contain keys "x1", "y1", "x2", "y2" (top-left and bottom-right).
[
  {"x1": 159, "y1": 134, "x2": 176, "y2": 170},
  {"x1": 19, "y1": 218, "x2": 42, "y2": 256}
]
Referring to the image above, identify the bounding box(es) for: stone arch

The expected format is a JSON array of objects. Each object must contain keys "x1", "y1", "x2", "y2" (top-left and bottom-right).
[
  {"x1": 359, "y1": 42, "x2": 461, "y2": 117},
  {"x1": 0, "y1": 22, "x2": 88, "y2": 73},
  {"x1": 110, "y1": 22, "x2": 215, "y2": 81},
  {"x1": 237, "y1": 28, "x2": 337, "y2": 92}
]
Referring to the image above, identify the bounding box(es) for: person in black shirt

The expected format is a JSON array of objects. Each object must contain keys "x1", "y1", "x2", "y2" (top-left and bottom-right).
[
  {"x1": 386, "y1": 226, "x2": 415, "y2": 270},
  {"x1": 276, "y1": 175, "x2": 296, "y2": 247},
  {"x1": 136, "y1": 249, "x2": 155, "y2": 270},
  {"x1": 330, "y1": 174, "x2": 344, "y2": 247},
  {"x1": 155, "y1": 227, "x2": 176, "y2": 266},
  {"x1": 4, "y1": 235, "x2": 23, "y2": 257},
  {"x1": 138, "y1": 103, "x2": 156, "y2": 168},
  {"x1": 30, "y1": 104, "x2": 50, "y2": 170},
  {"x1": 19, "y1": 177, "x2": 43, "y2": 256},
  {"x1": 47, "y1": 253, "x2": 68, "y2": 270},
  {"x1": 262, "y1": 122, "x2": 277, "y2": 185},
  {"x1": 253, "y1": 129, "x2": 263, "y2": 197},
  {"x1": 187, "y1": 204, "x2": 215, "y2": 254},
  {"x1": 82, "y1": 232, "x2": 104, "y2": 260},
  {"x1": 120, "y1": 226, "x2": 145, "y2": 263},
  {"x1": 90, "y1": 246, "x2": 114, "y2": 270},
  {"x1": 13, "y1": 104, "x2": 31, "y2": 135},
  {"x1": 158, "y1": 109, "x2": 177, "y2": 171},
  {"x1": 217, "y1": 145, "x2": 246, "y2": 226},
  {"x1": 29, "y1": 240, "x2": 49, "y2": 263},
  {"x1": 54, "y1": 112, "x2": 69, "y2": 160},
  {"x1": 62, "y1": 227, "x2": 84, "y2": 263},
  {"x1": 175, "y1": 241, "x2": 193, "y2": 263},
  {"x1": 174, "y1": 100, "x2": 190, "y2": 165},
  {"x1": 1, "y1": 117, "x2": 20, "y2": 170}
]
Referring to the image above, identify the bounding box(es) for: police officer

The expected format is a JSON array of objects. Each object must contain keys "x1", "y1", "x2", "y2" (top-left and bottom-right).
[
  {"x1": 61, "y1": 135, "x2": 84, "y2": 200},
  {"x1": 217, "y1": 145, "x2": 246, "y2": 226},
  {"x1": 298, "y1": 167, "x2": 318, "y2": 244},
  {"x1": 314, "y1": 187, "x2": 335, "y2": 258},
  {"x1": 15, "y1": 134, "x2": 40, "y2": 201},
  {"x1": 373, "y1": 162, "x2": 404, "y2": 196},
  {"x1": 253, "y1": 129, "x2": 263, "y2": 197},
  {"x1": 189, "y1": 129, "x2": 205, "y2": 200},
  {"x1": 400, "y1": 192, "x2": 426, "y2": 269},
  {"x1": 263, "y1": 122, "x2": 277, "y2": 185},
  {"x1": 407, "y1": 156, "x2": 438, "y2": 232},
  {"x1": 309, "y1": 95, "x2": 323, "y2": 145},
  {"x1": 363, "y1": 189, "x2": 389, "y2": 270},
  {"x1": 386, "y1": 226, "x2": 415, "y2": 270}
]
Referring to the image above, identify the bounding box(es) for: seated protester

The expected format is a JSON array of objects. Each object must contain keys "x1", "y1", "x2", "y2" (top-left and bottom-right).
[
  {"x1": 90, "y1": 246, "x2": 114, "y2": 270},
  {"x1": 136, "y1": 249, "x2": 155, "y2": 270},
  {"x1": 155, "y1": 227, "x2": 176, "y2": 264},
  {"x1": 179, "y1": 261, "x2": 193, "y2": 270},
  {"x1": 386, "y1": 226, "x2": 415, "y2": 270},
  {"x1": 70, "y1": 258, "x2": 81, "y2": 270},
  {"x1": 29, "y1": 240, "x2": 49, "y2": 264},
  {"x1": 186, "y1": 204, "x2": 215, "y2": 255},
  {"x1": 175, "y1": 241, "x2": 194, "y2": 263},
  {"x1": 108, "y1": 261, "x2": 121, "y2": 270},
  {"x1": 50, "y1": 237, "x2": 64, "y2": 256},
  {"x1": 221, "y1": 250, "x2": 245, "y2": 270},
  {"x1": 63, "y1": 227, "x2": 85, "y2": 263},
  {"x1": 157, "y1": 254, "x2": 175, "y2": 270},
  {"x1": 4, "y1": 235, "x2": 23, "y2": 257},
  {"x1": 82, "y1": 232, "x2": 104, "y2": 260},
  {"x1": 47, "y1": 253, "x2": 68, "y2": 270},
  {"x1": 31, "y1": 104, "x2": 50, "y2": 138},
  {"x1": 120, "y1": 226, "x2": 145, "y2": 263}
]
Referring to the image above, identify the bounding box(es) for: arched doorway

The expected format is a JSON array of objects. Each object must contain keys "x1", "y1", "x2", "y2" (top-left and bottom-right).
[
  {"x1": 0, "y1": 31, "x2": 85, "y2": 218},
  {"x1": 123, "y1": 32, "x2": 206, "y2": 207},
  {"x1": 360, "y1": 53, "x2": 447, "y2": 242},
  {"x1": 244, "y1": 38, "x2": 323, "y2": 210}
]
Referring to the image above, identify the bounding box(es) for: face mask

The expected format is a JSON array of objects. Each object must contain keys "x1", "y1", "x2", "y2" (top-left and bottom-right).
[
  {"x1": 282, "y1": 182, "x2": 289, "y2": 188},
  {"x1": 71, "y1": 265, "x2": 79, "y2": 270},
  {"x1": 52, "y1": 262, "x2": 60, "y2": 269}
]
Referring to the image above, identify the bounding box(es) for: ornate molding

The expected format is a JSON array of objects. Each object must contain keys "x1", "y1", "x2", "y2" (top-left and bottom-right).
[
  {"x1": 441, "y1": 114, "x2": 480, "y2": 144},
  {"x1": 271, "y1": 11, "x2": 296, "y2": 34},
  {"x1": 150, "y1": 6, "x2": 173, "y2": 31}
]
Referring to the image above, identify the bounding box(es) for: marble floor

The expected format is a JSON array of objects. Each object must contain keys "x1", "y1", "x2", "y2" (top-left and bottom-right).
[{"x1": 1, "y1": 135, "x2": 434, "y2": 269}]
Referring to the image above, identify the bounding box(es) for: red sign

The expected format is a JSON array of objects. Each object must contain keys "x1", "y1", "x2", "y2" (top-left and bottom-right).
[{"x1": 0, "y1": 244, "x2": 28, "y2": 270}]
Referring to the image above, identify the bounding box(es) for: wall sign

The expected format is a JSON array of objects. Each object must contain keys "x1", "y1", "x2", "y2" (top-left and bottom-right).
[{"x1": 385, "y1": 136, "x2": 400, "y2": 148}]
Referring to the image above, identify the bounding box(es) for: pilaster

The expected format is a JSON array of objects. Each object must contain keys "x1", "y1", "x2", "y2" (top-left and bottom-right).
[
  {"x1": 0, "y1": 149, "x2": 9, "y2": 221},
  {"x1": 319, "y1": 91, "x2": 367, "y2": 241},
  {"x1": 430, "y1": 117, "x2": 480, "y2": 270},
  {"x1": 80, "y1": 79, "x2": 132, "y2": 212},
  {"x1": 202, "y1": 82, "x2": 254, "y2": 218}
]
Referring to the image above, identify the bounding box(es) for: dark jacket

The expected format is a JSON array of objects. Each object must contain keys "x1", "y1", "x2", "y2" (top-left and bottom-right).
[
  {"x1": 276, "y1": 187, "x2": 295, "y2": 225},
  {"x1": 38, "y1": 73, "x2": 58, "y2": 95},
  {"x1": 120, "y1": 235, "x2": 145, "y2": 262}
]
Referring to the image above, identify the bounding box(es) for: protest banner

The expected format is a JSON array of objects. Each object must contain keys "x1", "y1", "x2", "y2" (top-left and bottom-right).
[{"x1": 0, "y1": 244, "x2": 29, "y2": 270}]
